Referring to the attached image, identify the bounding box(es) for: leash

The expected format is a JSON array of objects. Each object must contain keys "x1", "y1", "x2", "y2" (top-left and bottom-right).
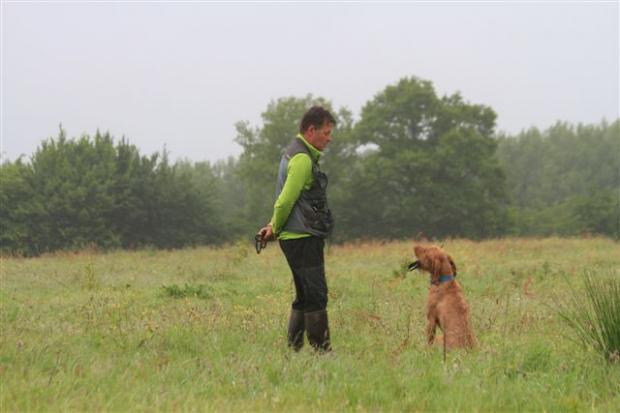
[{"x1": 255, "y1": 234, "x2": 267, "y2": 254}]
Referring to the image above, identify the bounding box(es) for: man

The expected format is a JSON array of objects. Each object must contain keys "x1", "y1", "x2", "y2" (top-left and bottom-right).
[{"x1": 257, "y1": 106, "x2": 335, "y2": 352}]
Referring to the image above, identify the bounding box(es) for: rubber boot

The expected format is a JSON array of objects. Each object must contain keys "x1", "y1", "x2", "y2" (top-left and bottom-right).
[
  {"x1": 305, "y1": 310, "x2": 331, "y2": 352},
  {"x1": 287, "y1": 309, "x2": 305, "y2": 351}
]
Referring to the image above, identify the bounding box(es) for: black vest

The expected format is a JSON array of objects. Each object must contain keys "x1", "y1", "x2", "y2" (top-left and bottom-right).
[{"x1": 275, "y1": 138, "x2": 334, "y2": 238}]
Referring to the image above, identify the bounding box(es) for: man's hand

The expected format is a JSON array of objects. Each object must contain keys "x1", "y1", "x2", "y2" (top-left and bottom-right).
[
  {"x1": 258, "y1": 224, "x2": 275, "y2": 242},
  {"x1": 255, "y1": 224, "x2": 275, "y2": 254}
]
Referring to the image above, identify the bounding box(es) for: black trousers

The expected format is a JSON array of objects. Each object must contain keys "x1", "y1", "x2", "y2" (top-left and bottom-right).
[{"x1": 279, "y1": 236, "x2": 328, "y2": 313}]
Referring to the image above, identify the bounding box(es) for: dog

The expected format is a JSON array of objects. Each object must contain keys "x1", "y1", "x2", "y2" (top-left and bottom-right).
[{"x1": 409, "y1": 245, "x2": 476, "y2": 349}]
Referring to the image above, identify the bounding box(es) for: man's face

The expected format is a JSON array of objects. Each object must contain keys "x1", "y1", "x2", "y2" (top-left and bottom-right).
[{"x1": 306, "y1": 122, "x2": 333, "y2": 151}]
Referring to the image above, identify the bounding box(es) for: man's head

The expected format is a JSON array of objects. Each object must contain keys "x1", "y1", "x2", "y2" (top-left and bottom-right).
[{"x1": 300, "y1": 106, "x2": 336, "y2": 152}]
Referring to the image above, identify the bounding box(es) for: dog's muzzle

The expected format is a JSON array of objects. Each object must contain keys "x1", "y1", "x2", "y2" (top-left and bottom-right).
[{"x1": 407, "y1": 260, "x2": 420, "y2": 271}]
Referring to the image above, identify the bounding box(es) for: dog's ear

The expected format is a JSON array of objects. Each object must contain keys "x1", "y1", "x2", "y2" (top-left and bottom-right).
[
  {"x1": 430, "y1": 256, "x2": 442, "y2": 284},
  {"x1": 413, "y1": 245, "x2": 425, "y2": 258},
  {"x1": 448, "y1": 254, "x2": 457, "y2": 276}
]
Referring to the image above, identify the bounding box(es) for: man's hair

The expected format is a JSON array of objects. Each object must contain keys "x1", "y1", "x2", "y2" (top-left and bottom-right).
[{"x1": 299, "y1": 106, "x2": 336, "y2": 133}]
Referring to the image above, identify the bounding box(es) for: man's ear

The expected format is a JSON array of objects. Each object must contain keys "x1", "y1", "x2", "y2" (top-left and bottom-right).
[{"x1": 448, "y1": 255, "x2": 457, "y2": 276}]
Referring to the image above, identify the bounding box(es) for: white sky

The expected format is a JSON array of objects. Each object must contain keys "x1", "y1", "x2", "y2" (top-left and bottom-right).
[{"x1": 2, "y1": 1, "x2": 618, "y2": 163}]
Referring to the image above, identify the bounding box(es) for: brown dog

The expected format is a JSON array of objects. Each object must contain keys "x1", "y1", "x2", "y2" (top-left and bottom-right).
[{"x1": 410, "y1": 245, "x2": 476, "y2": 349}]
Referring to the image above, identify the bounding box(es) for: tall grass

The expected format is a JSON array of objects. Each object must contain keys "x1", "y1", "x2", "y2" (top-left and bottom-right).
[{"x1": 559, "y1": 271, "x2": 620, "y2": 363}]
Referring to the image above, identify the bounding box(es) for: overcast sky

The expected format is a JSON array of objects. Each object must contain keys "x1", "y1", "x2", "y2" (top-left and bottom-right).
[{"x1": 2, "y1": 1, "x2": 618, "y2": 163}]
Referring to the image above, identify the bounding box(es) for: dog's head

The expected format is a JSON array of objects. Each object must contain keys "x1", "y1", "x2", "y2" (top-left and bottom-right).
[{"x1": 409, "y1": 245, "x2": 457, "y2": 284}]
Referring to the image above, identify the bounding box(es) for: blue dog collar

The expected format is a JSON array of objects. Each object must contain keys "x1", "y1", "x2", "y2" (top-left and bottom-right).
[{"x1": 431, "y1": 275, "x2": 454, "y2": 285}]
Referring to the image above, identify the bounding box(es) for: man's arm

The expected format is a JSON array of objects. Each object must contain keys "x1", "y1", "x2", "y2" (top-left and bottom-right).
[{"x1": 271, "y1": 153, "x2": 313, "y2": 235}]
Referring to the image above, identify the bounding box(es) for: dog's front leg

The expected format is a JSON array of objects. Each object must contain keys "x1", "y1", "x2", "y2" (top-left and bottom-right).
[{"x1": 426, "y1": 315, "x2": 437, "y2": 345}]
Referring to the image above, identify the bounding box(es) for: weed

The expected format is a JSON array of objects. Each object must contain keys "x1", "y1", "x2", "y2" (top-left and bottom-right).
[
  {"x1": 231, "y1": 239, "x2": 249, "y2": 265},
  {"x1": 80, "y1": 262, "x2": 99, "y2": 290},
  {"x1": 391, "y1": 259, "x2": 411, "y2": 279},
  {"x1": 559, "y1": 270, "x2": 620, "y2": 363},
  {"x1": 161, "y1": 283, "x2": 211, "y2": 300}
]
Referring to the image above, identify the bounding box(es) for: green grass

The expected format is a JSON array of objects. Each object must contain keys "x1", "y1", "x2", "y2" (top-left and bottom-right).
[{"x1": 1, "y1": 237, "x2": 619, "y2": 411}]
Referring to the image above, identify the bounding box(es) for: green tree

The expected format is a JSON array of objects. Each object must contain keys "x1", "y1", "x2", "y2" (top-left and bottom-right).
[
  {"x1": 497, "y1": 119, "x2": 620, "y2": 238},
  {"x1": 342, "y1": 76, "x2": 509, "y2": 239},
  {"x1": 108, "y1": 138, "x2": 158, "y2": 248},
  {"x1": 27, "y1": 129, "x2": 119, "y2": 252},
  {"x1": 211, "y1": 156, "x2": 249, "y2": 239},
  {"x1": 0, "y1": 159, "x2": 37, "y2": 254},
  {"x1": 1, "y1": 129, "x2": 227, "y2": 255},
  {"x1": 165, "y1": 159, "x2": 223, "y2": 247}
]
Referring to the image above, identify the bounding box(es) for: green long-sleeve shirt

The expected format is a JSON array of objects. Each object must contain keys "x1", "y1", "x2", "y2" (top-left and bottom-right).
[{"x1": 270, "y1": 134, "x2": 322, "y2": 240}]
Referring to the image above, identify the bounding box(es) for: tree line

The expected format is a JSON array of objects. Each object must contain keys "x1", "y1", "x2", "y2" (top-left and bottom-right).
[{"x1": 1, "y1": 76, "x2": 618, "y2": 256}]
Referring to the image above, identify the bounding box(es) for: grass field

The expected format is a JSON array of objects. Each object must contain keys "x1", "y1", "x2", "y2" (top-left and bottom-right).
[{"x1": 1, "y1": 237, "x2": 619, "y2": 412}]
